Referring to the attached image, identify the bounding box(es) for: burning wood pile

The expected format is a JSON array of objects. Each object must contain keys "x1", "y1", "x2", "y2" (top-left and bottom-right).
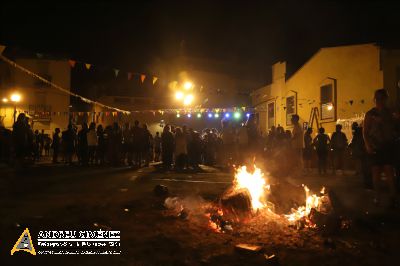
[{"x1": 162, "y1": 165, "x2": 335, "y2": 233}]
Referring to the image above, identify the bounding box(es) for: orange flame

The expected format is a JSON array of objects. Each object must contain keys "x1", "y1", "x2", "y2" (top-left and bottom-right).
[
  {"x1": 233, "y1": 165, "x2": 270, "y2": 211},
  {"x1": 284, "y1": 185, "x2": 323, "y2": 225}
]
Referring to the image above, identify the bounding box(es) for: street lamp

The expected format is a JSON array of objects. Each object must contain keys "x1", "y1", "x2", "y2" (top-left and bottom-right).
[
  {"x1": 183, "y1": 94, "x2": 194, "y2": 106},
  {"x1": 2, "y1": 98, "x2": 8, "y2": 103},
  {"x1": 175, "y1": 91, "x2": 184, "y2": 100},
  {"x1": 10, "y1": 93, "x2": 21, "y2": 123},
  {"x1": 183, "y1": 81, "x2": 193, "y2": 90}
]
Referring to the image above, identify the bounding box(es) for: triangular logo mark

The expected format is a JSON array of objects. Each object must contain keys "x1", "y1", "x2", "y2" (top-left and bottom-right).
[{"x1": 11, "y1": 228, "x2": 36, "y2": 255}]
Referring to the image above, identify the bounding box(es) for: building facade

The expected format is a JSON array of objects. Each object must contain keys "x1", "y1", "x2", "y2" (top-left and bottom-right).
[
  {"x1": 252, "y1": 43, "x2": 400, "y2": 136},
  {"x1": 0, "y1": 58, "x2": 71, "y2": 133}
]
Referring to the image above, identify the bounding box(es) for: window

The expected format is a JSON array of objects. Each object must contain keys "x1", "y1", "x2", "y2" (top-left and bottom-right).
[
  {"x1": 286, "y1": 96, "x2": 296, "y2": 126},
  {"x1": 267, "y1": 102, "x2": 275, "y2": 128},
  {"x1": 320, "y1": 83, "x2": 335, "y2": 120}
]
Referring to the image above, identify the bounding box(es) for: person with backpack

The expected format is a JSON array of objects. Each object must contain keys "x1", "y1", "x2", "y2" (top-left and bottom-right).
[{"x1": 331, "y1": 124, "x2": 348, "y2": 175}]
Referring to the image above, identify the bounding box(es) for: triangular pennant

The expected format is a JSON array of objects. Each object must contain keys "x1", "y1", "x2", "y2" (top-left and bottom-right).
[
  {"x1": 127, "y1": 72, "x2": 132, "y2": 80},
  {"x1": 85, "y1": 63, "x2": 91, "y2": 70},
  {"x1": 140, "y1": 74, "x2": 146, "y2": 83},
  {"x1": 114, "y1": 69, "x2": 119, "y2": 77},
  {"x1": 0, "y1": 45, "x2": 6, "y2": 54},
  {"x1": 11, "y1": 228, "x2": 36, "y2": 255},
  {"x1": 152, "y1": 76, "x2": 158, "y2": 85},
  {"x1": 68, "y1": 60, "x2": 76, "y2": 68}
]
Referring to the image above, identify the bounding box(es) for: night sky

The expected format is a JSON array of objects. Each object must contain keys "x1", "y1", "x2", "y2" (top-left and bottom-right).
[{"x1": 1, "y1": 0, "x2": 400, "y2": 91}]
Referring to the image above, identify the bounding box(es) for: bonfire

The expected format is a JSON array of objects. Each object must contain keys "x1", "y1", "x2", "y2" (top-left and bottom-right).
[{"x1": 208, "y1": 165, "x2": 330, "y2": 231}]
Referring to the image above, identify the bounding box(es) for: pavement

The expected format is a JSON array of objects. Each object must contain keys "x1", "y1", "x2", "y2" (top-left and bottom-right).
[{"x1": 0, "y1": 162, "x2": 399, "y2": 265}]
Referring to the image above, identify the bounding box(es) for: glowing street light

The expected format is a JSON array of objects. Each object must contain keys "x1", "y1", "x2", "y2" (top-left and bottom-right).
[
  {"x1": 234, "y1": 112, "x2": 241, "y2": 119},
  {"x1": 175, "y1": 91, "x2": 184, "y2": 100},
  {"x1": 2, "y1": 98, "x2": 8, "y2": 103},
  {"x1": 183, "y1": 81, "x2": 193, "y2": 90},
  {"x1": 208, "y1": 113, "x2": 213, "y2": 118},
  {"x1": 225, "y1": 113, "x2": 230, "y2": 118},
  {"x1": 187, "y1": 113, "x2": 192, "y2": 118},
  {"x1": 183, "y1": 94, "x2": 194, "y2": 106},
  {"x1": 176, "y1": 113, "x2": 181, "y2": 118},
  {"x1": 11, "y1": 93, "x2": 21, "y2": 103},
  {"x1": 214, "y1": 113, "x2": 219, "y2": 118},
  {"x1": 10, "y1": 92, "x2": 22, "y2": 123},
  {"x1": 197, "y1": 113, "x2": 201, "y2": 118}
]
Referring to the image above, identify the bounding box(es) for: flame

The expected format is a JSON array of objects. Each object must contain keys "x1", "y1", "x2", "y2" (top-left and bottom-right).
[
  {"x1": 284, "y1": 185, "x2": 323, "y2": 225},
  {"x1": 233, "y1": 165, "x2": 269, "y2": 210}
]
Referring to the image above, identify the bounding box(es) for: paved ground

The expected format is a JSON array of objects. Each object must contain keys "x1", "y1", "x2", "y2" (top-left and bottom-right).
[{"x1": 0, "y1": 163, "x2": 399, "y2": 265}]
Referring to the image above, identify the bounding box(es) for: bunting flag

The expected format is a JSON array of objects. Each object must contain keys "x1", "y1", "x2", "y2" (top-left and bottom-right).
[
  {"x1": 140, "y1": 74, "x2": 146, "y2": 83},
  {"x1": 127, "y1": 72, "x2": 132, "y2": 80},
  {"x1": 114, "y1": 69, "x2": 119, "y2": 77},
  {"x1": 68, "y1": 60, "x2": 76, "y2": 68},
  {"x1": 152, "y1": 76, "x2": 158, "y2": 85},
  {"x1": 85, "y1": 63, "x2": 91, "y2": 70},
  {"x1": 0, "y1": 54, "x2": 130, "y2": 114}
]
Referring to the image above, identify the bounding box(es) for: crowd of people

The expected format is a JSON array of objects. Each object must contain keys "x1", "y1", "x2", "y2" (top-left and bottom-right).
[
  {"x1": 0, "y1": 113, "x2": 260, "y2": 170},
  {"x1": 0, "y1": 89, "x2": 399, "y2": 205}
]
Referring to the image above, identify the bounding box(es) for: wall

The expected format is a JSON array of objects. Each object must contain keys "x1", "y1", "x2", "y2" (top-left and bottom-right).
[
  {"x1": 284, "y1": 44, "x2": 383, "y2": 133},
  {"x1": 0, "y1": 59, "x2": 70, "y2": 133},
  {"x1": 381, "y1": 48, "x2": 400, "y2": 108},
  {"x1": 252, "y1": 44, "x2": 384, "y2": 135}
]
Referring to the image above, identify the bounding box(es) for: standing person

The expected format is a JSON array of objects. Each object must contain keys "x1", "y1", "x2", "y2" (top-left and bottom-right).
[
  {"x1": 303, "y1": 128, "x2": 313, "y2": 172},
  {"x1": 291, "y1": 114, "x2": 304, "y2": 173},
  {"x1": 363, "y1": 89, "x2": 397, "y2": 205},
  {"x1": 0, "y1": 122, "x2": 12, "y2": 164},
  {"x1": 39, "y1": 129, "x2": 45, "y2": 159},
  {"x1": 33, "y1": 130, "x2": 40, "y2": 162},
  {"x1": 349, "y1": 122, "x2": 372, "y2": 188},
  {"x1": 203, "y1": 129, "x2": 214, "y2": 166},
  {"x1": 191, "y1": 131, "x2": 203, "y2": 170},
  {"x1": 44, "y1": 134, "x2": 51, "y2": 157},
  {"x1": 12, "y1": 113, "x2": 30, "y2": 166},
  {"x1": 161, "y1": 125, "x2": 174, "y2": 169},
  {"x1": 331, "y1": 124, "x2": 348, "y2": 175},
  {"x1": 313, "y1": 127, "x2": 330, "y2": 175},
  {"x1": 62, "y1": 124, "x2": 75, "y2": 165},
  {"x1": 237, "y1": 124, "x2": 249, "y2": 164},
  {"x1": 246, "y1": 114, "x2": 259, "y2": 156},
  {"x1": 266, "y1": 126, "x2": 277, "y2": 152},
  {"x1": 52, "y1": 128, "x2": 61, "y2": 163},
  {"x1": 174, "y1": 127, "x2": 187, "y2": 170},
  {"x1": 153, "y1": 132, "x2": 161, "y2": 162},
  {"x1": 122, "y1": 123, "x2": 133, "y2": 165},
  {"x1": 221, "y1": 120, "x2": 235, "y2": 165},
  {"x1": 78, "y1": 123, "x2": 89, "y2": 166},
  {"x1": 109, "y1": 122, "x2": 122, "y2": 166},
  {"x1": 96, "y1": 125, "x2": 105, "y2": 165},
  {"x1": 87, "y1": 122, "x2": 97, "y2": 165},
  {"x1": 132, "y1": 120, "x2": 143, "y2": 167},
  {"x1": 142, "y1": 124, "x2": 152, "y2": 167}
]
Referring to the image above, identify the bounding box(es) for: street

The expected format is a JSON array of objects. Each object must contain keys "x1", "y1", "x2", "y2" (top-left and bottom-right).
[{"x1": 1, "y1": 163, "x2": 400, "y2": 265}]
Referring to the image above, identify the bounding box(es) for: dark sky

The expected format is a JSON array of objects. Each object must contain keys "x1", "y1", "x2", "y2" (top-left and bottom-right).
[{"x1": 2, "y1": 0, "x2": 400, "y2": 85}]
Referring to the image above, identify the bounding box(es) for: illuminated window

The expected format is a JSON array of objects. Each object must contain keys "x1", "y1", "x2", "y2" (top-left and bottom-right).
[{"x1": 320, "y1": 84, "x2": 335, "y2": 120}]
